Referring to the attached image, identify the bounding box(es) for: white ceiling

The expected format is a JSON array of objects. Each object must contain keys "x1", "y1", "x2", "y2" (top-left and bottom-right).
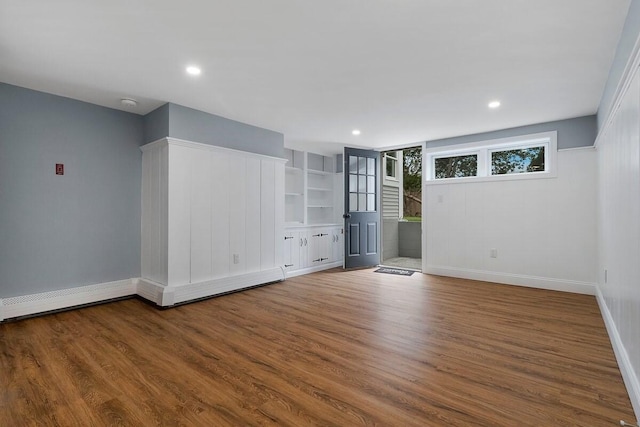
[{"x1": 0, "y1": 1, "x2": 631, "y2": 152}]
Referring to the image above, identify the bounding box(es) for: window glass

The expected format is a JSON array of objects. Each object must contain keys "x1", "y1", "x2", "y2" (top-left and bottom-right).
[
  {"x1": 367, "y1": 176, "x2": 375, "y2": 193},
  {"x1": 434, "y1": 154, "x2": 478, "y2": 179},
  {"x1": 491, "y1": 146, "x2": 545, "y2": 175},
  {"x1": 367, "y1": 194, "x2": 375, "y2": 211},
  {"x1": 358, "y1": 157, "x2": 367, "y2": 174},
  {"x1": 350, "y1": 193, "x2": 357, "y2": 210},
  {"x1": 358, "y1": 175, "x2": 366, "y2": 192},
  {"x1": 358, "y1": 193, "x2": 367, "y2": 211},
  {"x1": 386, "y1": 157, "x2": 396, "y2": 177},
  {"x1": 349, "y1": 174, "x2": 358, "y2": 192},
  {"x1": 349, "y1": 156, "x2": 358, "y2": 173},
  {"x1": 367, "y1": 158, "x2": 376, "y2": 176}
]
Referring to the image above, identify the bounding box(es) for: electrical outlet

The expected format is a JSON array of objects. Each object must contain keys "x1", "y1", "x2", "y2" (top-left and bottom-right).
[
  {"x1": 233, "y1": 254, "x2": 239, "y2": 264},
  {"x1": 490, "y1": 248, "x2": 497, "y2": 258}
]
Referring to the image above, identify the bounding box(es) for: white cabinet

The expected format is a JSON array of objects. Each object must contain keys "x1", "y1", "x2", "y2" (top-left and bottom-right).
[
  {"x1": 140, "y1": 138, "x2": 286, "y2": 306},
  {"x1": 309, "y1": 229, "x2": 331, "y2": 265},
  {"x1": 283, "y1": 225, "x2": 343, "y2": 277},
  {"x1": 330, "y1": 226, "x2": 344, "y2": 264},
  {"x1": 283, "y1": 149, "x2": 344, "y2": 278}
]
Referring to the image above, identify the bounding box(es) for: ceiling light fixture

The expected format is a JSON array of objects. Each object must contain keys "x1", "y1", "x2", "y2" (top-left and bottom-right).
[
  {"x1": 488, "y1": 100, "x2": 501, "y2": 109},
  {"x1": 186, "y1": 66, "x2": 201, "y2": 76},
  {"x1": 352, "y1": 129, "x2": 361, "y2": 136},
  {"x1": 120, "y1": 98, "x2": 138, "y2": 108}
]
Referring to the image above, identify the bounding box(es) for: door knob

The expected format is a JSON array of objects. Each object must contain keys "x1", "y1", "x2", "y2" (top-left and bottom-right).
[{"x1": 343, "y1": 213, "x2": 351, "y2": 219}]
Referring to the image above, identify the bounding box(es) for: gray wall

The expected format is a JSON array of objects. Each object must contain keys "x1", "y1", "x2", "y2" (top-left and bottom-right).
[
  {"x1": 426, "y1": 115, "x2": 596, "y2": 150},
  {"x1": 383, "y1": 219, "x2": 399, "y2": 260},
  {"x1": 0, "y1": 83, "x2": 143, "y2": 298},
  {"x1": 167, "y1": 103, "x2": 284, "y2": 158},
  {"x1": 598, "y1": 0, "x2": 640, "y2": 130},
  {"x1": 143, "y1": 103, "x2": 169, "y2": 144},
  {"x1": 398, "y1": 221, "x2": 421, "y2": 258}
]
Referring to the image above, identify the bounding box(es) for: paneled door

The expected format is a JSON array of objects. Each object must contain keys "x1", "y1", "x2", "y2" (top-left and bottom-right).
[{"x1": 343, "y1": 147, "x2": 381, "y2": 269}]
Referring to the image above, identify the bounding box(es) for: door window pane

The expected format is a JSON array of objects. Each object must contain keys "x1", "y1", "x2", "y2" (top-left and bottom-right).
[
  {"x1": 350, "y1": 193, "x2": 358, "y2": 211},
  {"x1": 359, "y1": 157, "x2": 367, "y2": 174},
  {"x1": 349, "y1": 174, "x2": 358, "y2": 192},
  {"x1": 367, "y1": 176, "x2": 375, "y2": 192},
  {"x1": 349, "y1": 156, "x2": 358, "y2": 173},
  {"x1": 358, "y1": 194, "x2": 366, "y2": 211},
  {"x1": 367, "y1": 194, "x2": 375, "y2": 211},
  {"x1": 358, "y1": 175, "x2": 366, "y2": 192},
  {"x1": 367, "y1": 158, "x2": 375, "y2": 175}
]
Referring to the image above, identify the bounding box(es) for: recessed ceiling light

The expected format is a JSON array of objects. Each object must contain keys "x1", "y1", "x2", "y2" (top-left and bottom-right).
[
  {"x1": 488, "y1": 100, "x2": 501, "y2": 109},
  {"x1": 352, "y1": 129, "x2": 361, "y2": 136},
  {"x1": 186, "y1": 66, "x2": 201, "y2": 76},
  {"x1": 120, "y1": 98, "x2": 138, "y2": 108}
]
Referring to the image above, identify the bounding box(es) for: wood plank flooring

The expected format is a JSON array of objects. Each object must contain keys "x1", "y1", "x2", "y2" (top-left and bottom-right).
[{"x1": 0, "y1": 269, "x2": 635, "y2": 426}]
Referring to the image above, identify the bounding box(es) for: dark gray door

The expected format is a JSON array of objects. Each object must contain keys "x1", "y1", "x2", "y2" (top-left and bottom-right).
[{"x1": 343, "y1": 147, "x2": 381, "y2": 269}]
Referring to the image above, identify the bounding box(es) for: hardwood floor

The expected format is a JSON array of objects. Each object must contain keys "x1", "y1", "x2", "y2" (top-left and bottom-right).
[{"x1": 1, "y1": 269, "x2": 635, "y2": 426}]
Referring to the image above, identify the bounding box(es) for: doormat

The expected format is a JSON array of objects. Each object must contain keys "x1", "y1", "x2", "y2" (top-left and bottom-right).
[{"x1": 374, "y1": 267, "x2": 415, "y2": 276}]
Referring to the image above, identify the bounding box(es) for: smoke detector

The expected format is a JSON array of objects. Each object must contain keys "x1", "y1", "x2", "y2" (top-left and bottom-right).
[{"x1": 120, "y1": 98, "x2": 138, "y2": 108}]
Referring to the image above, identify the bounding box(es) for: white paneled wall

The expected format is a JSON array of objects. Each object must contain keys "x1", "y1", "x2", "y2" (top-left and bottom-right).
[
  {"x1": 424, "y1": 148, "x2": 598, "y2": 294},
  {"x1": 597, "y1": 64, "x2": 640, "y2": 415},
  {"x1": 141, "y1": 138, "x2": 286, "y2": 304}
]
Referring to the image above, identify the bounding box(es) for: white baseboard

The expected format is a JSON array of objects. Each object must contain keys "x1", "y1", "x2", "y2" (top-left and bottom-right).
[
  {"x1": 284, "y1": 261, "x2": 343, "y2": 279},
  {"x1": 424, "y1": 265, "x2": 596, "y2": 295},
  {"x1": 0, "y1": 268, "x2": 288, "y2": 321},
  {"x1": 0, "y1": 278, "x2": 136, "y2": 321},
  {"x1": 596, "y1": 286, "x2": 640, "y2": 420},
  {"x1": 137, "y1": 267, "x2": 286, "y2": 306}
]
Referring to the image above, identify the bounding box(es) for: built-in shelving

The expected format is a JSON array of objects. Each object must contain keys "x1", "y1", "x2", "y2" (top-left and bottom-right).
[{"x1": 284, "y1": 149, "x2": 343, "y2": 226}]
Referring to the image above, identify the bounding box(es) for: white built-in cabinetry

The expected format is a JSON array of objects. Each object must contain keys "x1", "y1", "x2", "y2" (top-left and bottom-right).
[
  {"x1": 283, "y1": 149, "x2": 344, "y2": 277},
  {"x1": 139, "y1": 137, "x2": 286, "y2": 306}
]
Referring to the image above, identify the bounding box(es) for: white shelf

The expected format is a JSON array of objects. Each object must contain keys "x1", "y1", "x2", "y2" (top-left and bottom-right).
[
  {"x1": 284, "y1": 149, "x2": 342, "y2": 226},
  {"x1": 307, "y1": 169, "x2": 333, "y2": 176}
]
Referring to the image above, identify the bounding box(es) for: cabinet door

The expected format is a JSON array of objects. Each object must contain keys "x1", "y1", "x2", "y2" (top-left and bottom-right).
[
  {"x1": 331, "y1": 227, "x2": 344, "y2": 263},
  {"x1": 309, "y1": 229, "x2": 331, "y2": 265},
  {"x1": 283, "y1": 230, "x2": 299, "y2": 271},
  {"x1": 299, "y1": 231, "x2": 309, "y2": 268}
]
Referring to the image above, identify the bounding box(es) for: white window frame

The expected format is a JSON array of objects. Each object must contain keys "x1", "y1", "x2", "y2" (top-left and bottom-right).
[
  {"x1": 384, "y1": 151, "x2": 400, "y2": 181},
  {"x1": 425, "y1": 131, "x2": 557, "y2": 185}
]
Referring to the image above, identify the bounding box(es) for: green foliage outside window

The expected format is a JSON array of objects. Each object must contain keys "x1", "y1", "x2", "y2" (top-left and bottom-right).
[
  {"x1": 491, "y1": 146, "x2": 545, "y2": 175},
  {"x1": 434, "y1": 154, "x2": 477, "y2": 179}
]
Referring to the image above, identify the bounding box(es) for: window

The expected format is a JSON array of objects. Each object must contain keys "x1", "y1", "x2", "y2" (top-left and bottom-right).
[
  {"x1": 490, "y1": 145, "x2": 545, "y2": 175},
  {"x1": 434, "y1": 154, "x2": 477, "y2": 178},
  {"x1": 385, "y1": 152, "x2": 398, "y2": 180},
  {"x1": 425, "y1": 131, "x2": 557, "y2": 183},
  {"x1": 349, "y1": 155, "x2": 376, "y2": 212}
]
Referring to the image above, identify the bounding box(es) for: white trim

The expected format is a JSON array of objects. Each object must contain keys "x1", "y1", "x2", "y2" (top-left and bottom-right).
[
  {"x1": 424, "y1": 265, "x2": 596, "y2": 295},
  {"x1": 137, "y1": 268, "x2": 286, "y2": 306},
  {"x1": 596, "y1": 286, "x2": 640, "y2": 418},
  {"x1": 284, "y1": 261, "x2": 343, "y2": 278},
  {"x1": 596, "y1": 31, "x2": 640, "y2": 148},
  {"x1": 141, "y1": 137, "x2": 288, "y2": 164},
  {"x1": 0, "y1": 279, "x2": 136, "y2": 320},
  {"x1": 557, "y1": 145, "x2": 596, "y2": 153},
  {"x1": 0, "y1": 269, "x2": 288, "y2": 321}
]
